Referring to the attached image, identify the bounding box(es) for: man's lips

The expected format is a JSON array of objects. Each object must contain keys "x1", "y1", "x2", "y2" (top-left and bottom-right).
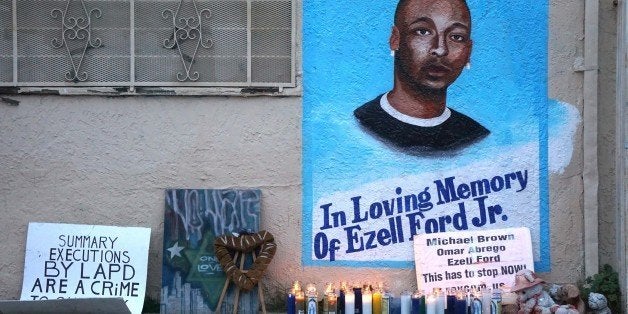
[{"x1": 424, "y1": 64, "x2": 451, "y2": 77}]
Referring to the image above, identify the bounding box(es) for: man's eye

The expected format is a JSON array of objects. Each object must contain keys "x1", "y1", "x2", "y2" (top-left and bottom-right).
[
  {"x1": 450, "y1": 34, "x2": 466, "y2": 42},
  {"x1": 416, "y1": 28, "x2": 431, "y2": 35}
]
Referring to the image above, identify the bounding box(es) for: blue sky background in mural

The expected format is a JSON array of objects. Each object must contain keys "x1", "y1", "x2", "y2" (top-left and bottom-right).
[{"x1": 303, "y1": 0, "x2": 549, "y2": 270}]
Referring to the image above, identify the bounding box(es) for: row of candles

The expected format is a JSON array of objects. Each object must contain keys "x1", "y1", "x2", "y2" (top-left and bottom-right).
[{"x1": 286, "y1": 281, "x2": 518, "y2": 314}]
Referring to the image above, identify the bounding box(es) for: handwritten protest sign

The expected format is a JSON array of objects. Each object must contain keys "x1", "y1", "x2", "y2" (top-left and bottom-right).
[
  {"x1": 20, "y1": 222, "x2": 151, "y2": 314},
  {"x1": 414, "y1": 227, "x2": 533, "y2": 293}
]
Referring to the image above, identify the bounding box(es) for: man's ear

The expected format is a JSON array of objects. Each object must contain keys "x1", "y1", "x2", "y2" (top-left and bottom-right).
[{"x1": 389, "y1": 25, "x2": 400, "y2": 51}]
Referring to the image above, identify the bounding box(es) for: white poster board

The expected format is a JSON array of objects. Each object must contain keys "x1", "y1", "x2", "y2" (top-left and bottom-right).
[
  {"x1": 20, "y1": 222, "x2": 151, "y2": 314},
  {"x1": 414, "y1": 227, "x2": 534, "y2": 293}
]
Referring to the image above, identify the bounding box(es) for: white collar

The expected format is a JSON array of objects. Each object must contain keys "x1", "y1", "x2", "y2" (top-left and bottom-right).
[{"x1": 380, "y1": 92, "x2": 451, "y2": 127}]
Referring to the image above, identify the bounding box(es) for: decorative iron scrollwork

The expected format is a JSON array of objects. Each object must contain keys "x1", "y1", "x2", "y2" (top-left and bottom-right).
[
  {"x1": 163, "y1": 0, "x2": 213, "y2": 82},
  {"x1": 51, "y1": 0, "x2": 102, "y2": 82}
]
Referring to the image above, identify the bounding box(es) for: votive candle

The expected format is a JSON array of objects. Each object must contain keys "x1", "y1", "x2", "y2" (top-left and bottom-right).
[
  {"x1": 287, "y1": 290, "x2": 296, "y2": 314},
  {"x1": 324, "y1": 283, "x2": 335, "y2": 314},
  {"x1": 339, "y1": 282, "x2": 347, "y2": 314},
  {"x1": 308, "y1": 295, "x2": 318, "y2": 314},
  {"x1": 345, "y1": 290, "x2": 355, "y2": 314},
  {"x1": 490, "y1": 289, "x2": 501, "y2": 314},
  {"x1": 446, "y1": 294, "x2": 456, "y2": 314},
  {"x1": 481, "y1": 289, "x2": 491, "y2": 314},
  {"x1": 411, "y1": 290, "x2": 425, "y2": 314},
  {"x1": 454, "y1": 293, "x2": 467, "y2": 314},
  {"x1": 296, "y1": 290, "x2": 306, "y2": 314},
  {"x1": 307, "y1": 284, "x2": 318, "y2": 314},
  {"x1": 362, "y1": 289, "x2": 373, "y2": 314},
  {"x1": 426, "y1": 294, "x2": 436, "y2": 314},
  {"x1": 401, "y1": 291, "x2": 412, "y2": 314},
  {"x1": 372, "y1": 288, "x2": 382, "y2": 314},
  {"x1": 471, "y1": 293, "x2": 483, "y2": 314},
  {"x1": 436, "y1": 290, "x2": 445, "y2": 314},
  {"x1": 327, "y1": 293, "x2": 338, "y2": 314},
  {"x1": 382, "y1": 290, "x2": 391, "y2": 314},
  {"x1": 354, "y1": 284, "x2": 362, "y2": 314}
]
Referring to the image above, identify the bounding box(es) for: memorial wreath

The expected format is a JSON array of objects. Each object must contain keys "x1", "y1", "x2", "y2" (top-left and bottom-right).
[{"x1": 213, "y1": 230, "x2": 277, "y2": 291}]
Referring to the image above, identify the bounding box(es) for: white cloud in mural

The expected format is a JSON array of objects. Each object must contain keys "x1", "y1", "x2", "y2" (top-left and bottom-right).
[{"x1": 548, "y1": 100, "x2": 581, "y2": 174}]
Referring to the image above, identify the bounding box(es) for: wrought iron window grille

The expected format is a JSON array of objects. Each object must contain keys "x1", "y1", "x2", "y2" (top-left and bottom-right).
[
  {"x1": 0, "y1": 0, "x2": 296, "y2": 92},
  {"x1": 162, "y1": 0, "x2": 213, "y2": 82},
  {"x1": 51, "y1": 0, "x2": 102, "y2": 82}
]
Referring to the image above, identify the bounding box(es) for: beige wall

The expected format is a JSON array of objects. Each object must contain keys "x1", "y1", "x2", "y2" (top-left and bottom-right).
[
  {"x1": 0, "y1": 0, "x2": 622, "y2": 306},
  {"x1": 546, "y1": 0, "x2": 586, "y2": 284},
  {"x1": 598, "y1": 0, "x2": 620, "y2": 270},
  {"x1": 0, "y1": 95, "x2": 302, "y2": 300}
]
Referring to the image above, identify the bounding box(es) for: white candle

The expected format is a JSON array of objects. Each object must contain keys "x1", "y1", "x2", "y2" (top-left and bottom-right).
[
  {"x1": 345, "y1": 291, "x2": 355, "y2": 314},
  {"x1": 426, "y1": 295, "x2": 437, "y2": 314},
  {"x1": 362, "y1": 291, "x2": 373, "y2": 314},
  {"x1": 482, "y1": 289, "x2": 491, "y2": 314},
  {"x1": 437, "y1": 291, "x2": 446, "y2": 314},
  {"x1": 401, "y1": 292, "x2": 412, "y2": 314}
]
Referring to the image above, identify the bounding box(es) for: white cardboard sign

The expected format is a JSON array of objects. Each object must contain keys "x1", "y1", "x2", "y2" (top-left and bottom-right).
[
  {"x1": 414, "y1": 227, "x2": 534, "y2": 293},
  {"x1": 20, "y1": 222, "x2": 151, "y2": 314}
]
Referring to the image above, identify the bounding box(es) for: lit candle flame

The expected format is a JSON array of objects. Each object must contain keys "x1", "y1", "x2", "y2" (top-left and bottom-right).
[
  {"x1": 306, "y1": 283, "x2": 317, "y2": 294},
  {"x1": 292, "y1": 280, "x2": 301, "y2": 294},
  {"x1": 325, "y1": 282, "x2": 334, "y2": 294}
]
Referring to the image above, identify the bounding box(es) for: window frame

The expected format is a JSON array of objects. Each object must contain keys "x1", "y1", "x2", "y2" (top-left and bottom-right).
[{"x1": 0, "y1": 0, "x2": 300, "y2": 96}]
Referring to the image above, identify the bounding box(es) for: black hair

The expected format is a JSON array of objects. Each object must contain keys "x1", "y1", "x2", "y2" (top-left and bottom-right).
[{"x1": 394, "y1": 0, "x2": 471, "y2": 26}]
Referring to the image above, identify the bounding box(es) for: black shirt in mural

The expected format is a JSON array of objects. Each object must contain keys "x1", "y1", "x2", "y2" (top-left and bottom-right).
[{"x1": 354, "y1": 94, "x2": 489, "y2": 154}]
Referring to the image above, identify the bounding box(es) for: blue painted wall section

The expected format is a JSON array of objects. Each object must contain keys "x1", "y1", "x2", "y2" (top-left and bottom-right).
[{"x1": 303, "y1": 0, "x2": 549, "y2": 271}]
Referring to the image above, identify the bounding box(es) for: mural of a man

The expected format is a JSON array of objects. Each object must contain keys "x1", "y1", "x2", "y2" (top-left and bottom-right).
[{"x1": 354, "y1": 0, "x2": 489, "y2": 153}]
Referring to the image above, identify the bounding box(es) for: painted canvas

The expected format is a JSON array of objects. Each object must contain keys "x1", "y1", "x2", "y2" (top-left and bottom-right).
[
  {"x1": 161, "y1": 189, "x2": 261, "y2": 314},
  {"x1": 303, "y1": 0, "x2": 550, "y2": 271}
]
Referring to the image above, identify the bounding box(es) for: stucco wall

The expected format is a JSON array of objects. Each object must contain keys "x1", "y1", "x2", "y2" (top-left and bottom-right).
[
  {"x1": 0, "y1": 95, "x2": 302, "y2": 301},
  {"x1": 545, "y1": 0, "x2": 586, "y2": 284},
  {"x1": 0, "y1": 0, "x2": 614, "y2": 306},
  {"x1": 598, "y1": 0, "x2": 619, "y2": 270}
]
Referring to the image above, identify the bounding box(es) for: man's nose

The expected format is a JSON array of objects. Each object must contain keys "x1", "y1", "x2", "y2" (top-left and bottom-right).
[{"x1": 430, "y1": 35, "x2": 448, "y2": 57}]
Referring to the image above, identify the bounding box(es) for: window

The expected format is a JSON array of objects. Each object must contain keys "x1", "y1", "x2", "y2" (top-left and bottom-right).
[{"x1": 0, "y1": 0, "x2": 296, "y2": 93}]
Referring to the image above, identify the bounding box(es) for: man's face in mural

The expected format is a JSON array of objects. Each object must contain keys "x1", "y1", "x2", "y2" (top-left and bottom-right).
[
  {"x1": 390, "y1": 0, "x2": 472, "y2": 92},
  {"x1": 354, "y1": 0, "x2": 489, "y2": 152}
]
